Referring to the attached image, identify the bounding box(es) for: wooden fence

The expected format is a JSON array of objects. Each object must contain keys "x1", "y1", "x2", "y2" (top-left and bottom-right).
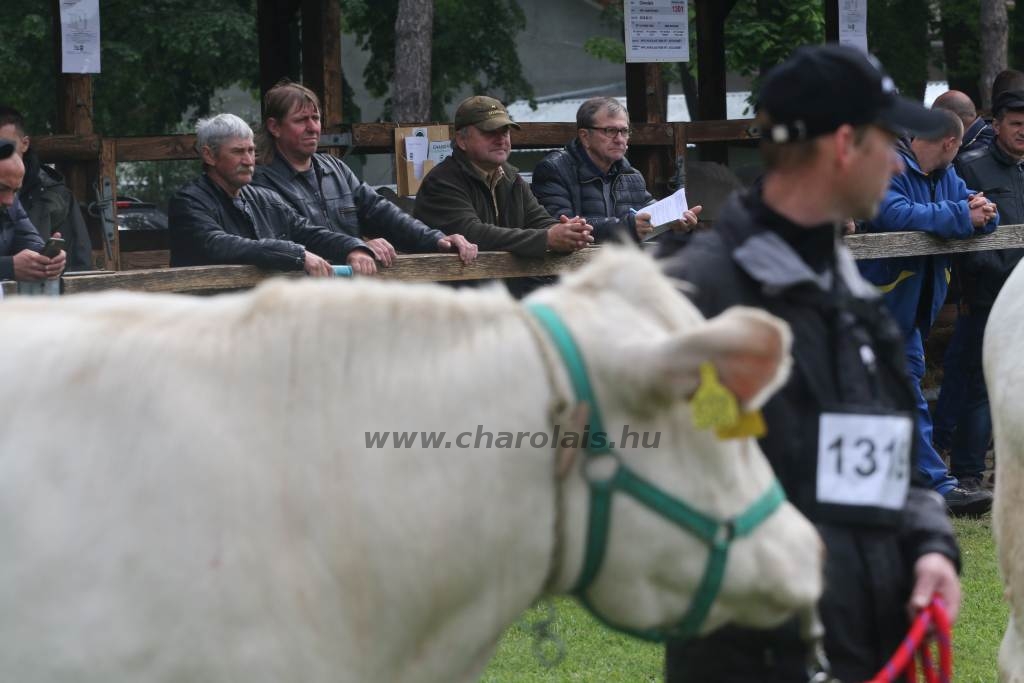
[{"x1": 4, "y1": 225, "x2": 1023, "y2": 298}]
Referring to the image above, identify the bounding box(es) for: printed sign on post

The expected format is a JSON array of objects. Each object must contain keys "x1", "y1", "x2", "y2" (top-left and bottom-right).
[
  {"x1": 60, "y1": 0, "x2": 101, "y2": 73},
  {"x1": 624, "y1": 0, "x2": 689, "y2": 63}
]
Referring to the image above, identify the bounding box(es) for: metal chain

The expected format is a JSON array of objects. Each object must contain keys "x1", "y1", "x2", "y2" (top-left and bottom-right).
[{"x1": 529, "y1": 599, "x2": 566, "y2": 668}]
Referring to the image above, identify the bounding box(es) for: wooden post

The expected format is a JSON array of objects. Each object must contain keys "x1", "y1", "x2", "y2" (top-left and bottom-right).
[
  {"x1": 625, "y1": 63, "x2": 671, "y2": 197},
  {"x1": 824, "y1": 0, "x2": 839, "y2": 42},
  {"x1": 50, "y1": 0, "x2": 111, "y2": 268},
  {"x1": 98, "y1": 139, "x2": 121, "y2": 271},
  {"x1": 694, "y1": 0, "x2": 728, "y2": 164},
  {"x1": 302, "y1": 0, "x2": 343, "y2": 130},
  {"x1": 258, "y1": 0, "x2": 302, "y2": 102}
]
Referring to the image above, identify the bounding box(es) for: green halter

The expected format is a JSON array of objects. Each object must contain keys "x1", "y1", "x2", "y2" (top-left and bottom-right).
[{"x1": 527, "y1": 302, "x2": 786, "y2": 642}]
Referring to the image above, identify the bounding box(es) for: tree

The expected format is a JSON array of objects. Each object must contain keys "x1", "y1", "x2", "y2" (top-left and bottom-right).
[
  {"x1": 980, "y1": 0, "x2": 1008, "y2": 110},
  {"x1": 392, "y1": 0, "x2": 434, "y2": 122},
  {"x1": 868, "y1": 0, "x2": 931, "y2": 103},
  {"x1": 339, "y1": 0, "x2": 533, "y2": 120},
  {"x1": 0, "y1": 0, "x2": 259, "y2": 136}
]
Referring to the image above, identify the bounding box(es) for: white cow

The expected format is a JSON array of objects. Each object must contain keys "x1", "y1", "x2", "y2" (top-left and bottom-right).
[
  {"x1": 986, "y1": 260, "x2": 1024, "y2": 683},
  {"x1": 0, "y1": 248, "x2": 821, "y2": 683}
]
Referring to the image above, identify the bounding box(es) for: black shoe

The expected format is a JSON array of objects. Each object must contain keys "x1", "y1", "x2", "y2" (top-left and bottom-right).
[
  {"x1": 958, "y1": 476, "x2": 983, "y2": 492},
  {"x1": 944, "y1": 485, "x2": 993, "y2": 517}
]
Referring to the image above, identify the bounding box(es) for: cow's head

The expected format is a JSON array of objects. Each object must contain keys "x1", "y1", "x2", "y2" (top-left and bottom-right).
[{"x1": 525, "y1": 247, "x2": 823, "y2": 640}]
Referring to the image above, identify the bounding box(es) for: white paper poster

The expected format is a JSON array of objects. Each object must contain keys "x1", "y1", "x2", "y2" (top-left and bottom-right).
[
  {"x1": 837, "y1": 0, "x2": 868, "y2": 53},
  {"x1": 60, "y1": 0, "x2": 101, "y2": 73},
  {"x1": 625, "y1": 0, "x2": 689, "y2": 64}
]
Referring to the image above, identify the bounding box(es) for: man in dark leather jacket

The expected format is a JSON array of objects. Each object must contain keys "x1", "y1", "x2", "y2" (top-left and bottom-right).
[
  {"x1": 660, "y1": 45, "x2": 960, "y2": 683},
  {"x1": 531, "y1": 97, "x2": 700, "y2": 242},
  {"x1": 252, "y1": 81, "x2": 476, "y2": 269},
  {"x1": 169, "y1": 113, "x2": 375, "y2": 276}
]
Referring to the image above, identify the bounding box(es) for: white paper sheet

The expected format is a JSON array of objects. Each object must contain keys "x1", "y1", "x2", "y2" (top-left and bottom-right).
[
  {"x1": 428, "y1": 140, "x2": 452, "y2": 166},
  {"x1": 838, "y1": 0, "x2": 868, "y2": 53},
  {"x1": 60, "y1": 0, "x2": 101, "y2": 74},
  {"x1": 644, "y1": 187, "x2": 689, "y2": 227},
  {"x1": 624, "y1": 0, "x2": 689, "y2": 64},
  {"x1": 405, "y1": 135, "x2": 429, "y2": 179}
]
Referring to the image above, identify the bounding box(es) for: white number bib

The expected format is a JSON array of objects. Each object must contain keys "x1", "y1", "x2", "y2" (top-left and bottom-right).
[{"x1": 816, "y1": 412, "x2": 912, "y2": 510}]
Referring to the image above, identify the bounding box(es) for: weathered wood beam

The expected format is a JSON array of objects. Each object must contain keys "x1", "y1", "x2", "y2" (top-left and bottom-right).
[
  {"x1": 55, "y1": 249, "x2": 600, "y2": 295},
  {"x1": 29, "y1": 121, "x2": 756, "y2": 165},
  {"x1": 301, "y1": 0, "x2": 343, "y2": 129},
  {"x1": 258, "y1": 0, "x2": 301, "y2": 102},
  {"x1": 824, "y1": 0, "x2": 839, "y2": 43}
]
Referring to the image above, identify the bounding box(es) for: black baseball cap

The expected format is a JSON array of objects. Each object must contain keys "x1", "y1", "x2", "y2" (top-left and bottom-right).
[
  {"x1": 757, "y1": 44, "x2": 948, "y2": 143},
  {"x1": 0, "y1": 138, "x2": 13, "y2": 160},
  {"x1": 993, "y1": 90, "x2": 1024, "y2": 117}
]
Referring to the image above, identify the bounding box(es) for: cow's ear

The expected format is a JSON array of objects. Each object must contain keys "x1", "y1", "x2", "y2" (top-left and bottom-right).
[{"x1": 647, "y1": 306, "x2": 792, "y2": 410}]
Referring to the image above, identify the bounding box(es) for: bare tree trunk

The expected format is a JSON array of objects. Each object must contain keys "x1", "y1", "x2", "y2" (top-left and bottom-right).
[
  {"x1": 392, "y1": 0, "x2": 434, "y2": 122},
  {"x1": 979, "y1": 0, "x2": 1008, "y2": 111}
]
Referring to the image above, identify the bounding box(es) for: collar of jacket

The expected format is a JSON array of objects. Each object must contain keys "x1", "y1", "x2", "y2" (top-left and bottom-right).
[
  {"x1": 452, "y1": 146, "x2": 518, "y2": 188},
  {"x1": 898, "y1": 145, "x2": 957, "y2": 181},
  {"x1": 963, "y1": 117, "x2": 991, "y2": 147},
  {"x1": 263, "y1": 150, "x2": 334, "y2": 183},
  {"x1": 567, "y1": 137, "x2": 635, "y2": 182},
  {"x1": 718, "y1": 192, "x2": 879, "y2": 300},
  {"x1": 989, "y1": 139, "x2": 1024, "y2": 168}
]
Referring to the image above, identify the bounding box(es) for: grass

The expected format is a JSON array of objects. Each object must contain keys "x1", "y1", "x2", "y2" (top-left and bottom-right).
[{"x1": 483, "y1": 517, "x2": 1005, "y2": 682}]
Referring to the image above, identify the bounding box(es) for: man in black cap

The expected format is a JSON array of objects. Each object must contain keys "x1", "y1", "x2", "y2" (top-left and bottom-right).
[
  {"x1": 661, "y1": 44, "x2": 960, "y2": 682},
  {"x1": 0, "y1": 139, "x2": 66, "y2": 282},
  {"x1": 938, "y1": 90, "x2": 1024, "y2": 499},
  {"x1": 414, "y1": 95, "x2": 592, "y2": 296}
]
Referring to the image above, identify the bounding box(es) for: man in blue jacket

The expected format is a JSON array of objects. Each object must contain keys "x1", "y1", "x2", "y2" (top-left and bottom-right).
[{"x1": 858, "y1": 108, "x2": 998, "y2": 515}]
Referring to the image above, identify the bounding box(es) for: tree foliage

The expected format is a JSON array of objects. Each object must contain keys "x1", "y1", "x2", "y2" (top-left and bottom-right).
[
  {"x1": 340, "y1": 0, "x2": 534, "y2": 120},
  {"x1": 0, "y1": 0, "x2": 259, "y2": 136}
]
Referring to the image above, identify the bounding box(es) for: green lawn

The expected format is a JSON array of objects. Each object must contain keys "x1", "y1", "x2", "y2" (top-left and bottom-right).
[{"x1": 483, "y1": 517, "x2": 1005, "y2": 682}]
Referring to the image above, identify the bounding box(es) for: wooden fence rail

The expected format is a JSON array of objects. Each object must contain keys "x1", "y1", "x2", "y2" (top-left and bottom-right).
[{"x1": 4, "y1": 225, "x2": 1023, "y2": 298}]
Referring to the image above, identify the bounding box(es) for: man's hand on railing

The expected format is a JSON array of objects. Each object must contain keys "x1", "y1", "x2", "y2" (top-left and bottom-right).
[
  {"x1": 346, "y1": 249, "x2": 377, "y2": 275},
  {"x1": 547, "y1": 216, "x2": 593, "y2": 252},
  {"x1": 437, "y1": 234, "x2": 478, "y2": 264},
  {"x1": 968, "y1": 192, "x2": 997, "y2": 228},
  {"x1": 303, "y1": 250, "x2": 334, "y2": 278},
  {"x1": 363, "y1": 238, "x2": 397, "y2": 267}
]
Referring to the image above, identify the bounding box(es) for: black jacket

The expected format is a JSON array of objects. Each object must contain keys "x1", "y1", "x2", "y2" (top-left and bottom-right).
[
  {"x1": 956, "y1": 141, "x2": 1024, "y2": 310},
  {"x1": 531, "y1": 138, "x2": 653, "y2": 242},
  {"x1": 18, "y1": 149, "x2": 93, "y2": 271},
  {"x1": 168, "y1": 174, "x2": 368, "y2": 269},
  {"x1": 661, "y1": 190, "x2": 958, "y2": 683},
  {"x1": 252, "y1": 152, "x2": 445, "y2": 253},
  {"x1": 0, "y1": 197, "x2": 46, "y2": 280}
]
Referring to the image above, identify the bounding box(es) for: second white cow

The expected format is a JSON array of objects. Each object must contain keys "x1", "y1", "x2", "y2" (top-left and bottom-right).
[
  {"x1": 0, "y1": 247, "x2": 821, "y2": 682},
  {"x1": 986, "y1": 259, "x2": 1024, "y2": 682}
]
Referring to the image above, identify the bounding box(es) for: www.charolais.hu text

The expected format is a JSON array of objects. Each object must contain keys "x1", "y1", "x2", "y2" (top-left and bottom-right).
[{"x1": 365, "y1": 425, "x2": 661, "y2": 449}]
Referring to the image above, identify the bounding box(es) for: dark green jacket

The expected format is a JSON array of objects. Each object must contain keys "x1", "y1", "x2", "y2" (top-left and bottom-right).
[{"x1": 413, "y1": 147, "x2": 552, "y2": 256}]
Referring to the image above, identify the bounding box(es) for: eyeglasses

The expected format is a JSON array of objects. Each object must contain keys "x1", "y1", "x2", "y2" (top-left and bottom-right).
[{"x1": 586, "y1": 126, "x2": 632, "y2": 138}]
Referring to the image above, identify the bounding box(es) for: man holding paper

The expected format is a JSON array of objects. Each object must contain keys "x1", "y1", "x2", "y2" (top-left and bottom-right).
[
  {"x1": 253, "y1": 81, "x2": 477, "y2": 267},
  {"x1": 531, "y1": 97, "x2": 701, "y2": 241}
]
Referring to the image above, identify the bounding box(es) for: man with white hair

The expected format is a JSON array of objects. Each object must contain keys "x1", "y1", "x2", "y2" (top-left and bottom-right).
[{"x1": 169, "y1": 113, "x2": 375, "y2": 276}]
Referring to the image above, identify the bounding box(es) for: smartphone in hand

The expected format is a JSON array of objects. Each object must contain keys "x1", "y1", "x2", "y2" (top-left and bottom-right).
[{"x1": 41, "y1": 237, "x2": 66, "y2": 258}]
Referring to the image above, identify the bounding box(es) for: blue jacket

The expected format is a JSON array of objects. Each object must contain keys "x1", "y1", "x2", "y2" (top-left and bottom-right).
[
  {"x1": 0, "y1": 197, "x2": 45, "y2": 280},
  {"x1": 858, "y1": 147, "x2": 998, "y2": 338}
]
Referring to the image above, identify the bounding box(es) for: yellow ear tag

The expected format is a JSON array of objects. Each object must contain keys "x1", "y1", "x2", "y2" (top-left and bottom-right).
[
  {"x1": 716, "y1": 410, "x2": 766, "y2": 439},
  {"x1": 690, "y1": 362, "x2": 739, "y2": 430}
]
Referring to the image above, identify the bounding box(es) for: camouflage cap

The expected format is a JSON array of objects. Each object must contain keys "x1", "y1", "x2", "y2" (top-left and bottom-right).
[{"x1": 454, "y1": 95, "x2": 521, "y2": 132}]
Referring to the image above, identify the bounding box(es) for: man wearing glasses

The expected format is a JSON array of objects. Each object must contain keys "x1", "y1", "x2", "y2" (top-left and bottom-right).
[{"x1": 532, "y1": 97, "x2": 701, "y2": 242}]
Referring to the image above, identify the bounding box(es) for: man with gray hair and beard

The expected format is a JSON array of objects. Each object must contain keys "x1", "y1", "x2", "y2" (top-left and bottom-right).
[{"x1": 169, "y1": 113, "x2": 376, "y2": 276}]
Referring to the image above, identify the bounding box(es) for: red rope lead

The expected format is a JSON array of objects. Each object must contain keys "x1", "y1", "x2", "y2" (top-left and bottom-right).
[{"x1": 863, "y1": 598, "x2": 952, "y2": 683}]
